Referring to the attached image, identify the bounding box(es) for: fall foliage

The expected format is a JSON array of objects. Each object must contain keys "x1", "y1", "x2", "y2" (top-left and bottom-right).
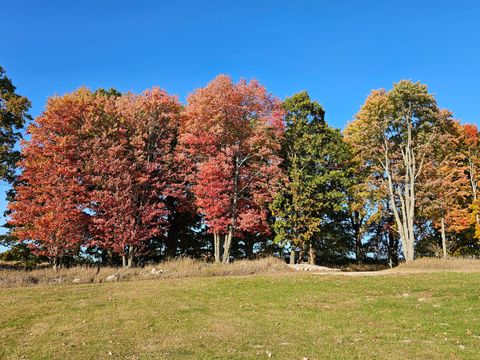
[
  {"x1": 9, "y1": 90, "x2": 91, "y2": 268},
  {"x1": 345, "y1": 81, "x2": 441, "y2": 262},
  {"x1": 4, "y1": 74, "x2": 480, "y2": 268},
  {"x1": 178, "y1": 75, "x2": 284, "y2": 263},
  {"x1": 85, "y1": 88, "x2": 182, "y2": 267}
]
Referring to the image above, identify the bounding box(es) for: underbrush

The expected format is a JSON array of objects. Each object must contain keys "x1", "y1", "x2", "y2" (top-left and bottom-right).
[
  {"x1": 0, "y1": 257, "x2": 290, "y2": 288},
  {"x1": 339, "y1": 263, "x2": 390, "y2": 272}
]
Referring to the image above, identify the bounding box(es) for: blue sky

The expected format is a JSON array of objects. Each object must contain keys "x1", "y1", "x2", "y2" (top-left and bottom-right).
[{"x1": 1, "y1": 0, "x2": 480, "y2": 245}]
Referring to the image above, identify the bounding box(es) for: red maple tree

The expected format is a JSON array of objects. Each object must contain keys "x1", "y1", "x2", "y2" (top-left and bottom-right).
[
  {"x1": 9, "y1": 89, "x2": 92, "y2": 268},
  {"x1": 178, "y1": 75, "x2": 285, "y2": 263},
  {"x1": 86, "y1": 88, "x2": 181, "y2": 267}
]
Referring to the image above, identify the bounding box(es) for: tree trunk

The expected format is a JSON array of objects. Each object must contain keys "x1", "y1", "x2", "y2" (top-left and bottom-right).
[
  {"x1": 127, "y1": 245, "x2": 134, "y2": 268},
  {"x1": 383, "y1": 121, "x2": 417, "y2": 263},
  {"x1": 53, "y1": 255, "x2": 60, "y2": 271},
  {"x1": 387, "y1": 220, "x2": 399, "y2": 266},
  {"x1": 355, "y1": 232, "x2": 363, "y2": 263},
  {"x1": 244, "y1": 237, "x2": 254, "y2": 259},
  {"x1": 298, "y1": 248, "x2": 305, "y2": 263},
  {"x1": 290, "y1": 248, "x2": 295, "y2": 265},
  {"x1": 122, "y1": 254, "x2": 127, "y2": 269},
  {"x1": 355, "y1": 240, "x2": 363, "y2": 263},
  {"x1": 468, "y1": 159, "x2": 480, "y2": 226},
  {"x1": 107, "y1": 250, "x2": 113, "y2": 266},
  {"x1": 165, "y1": 235, "x2": 178, "y2": 259},
  {"x1": 214, "y1": 233, "x2": 221, "y2": 263},
  {"x1": 222, "y1": 228, "x2": 233, "y2": 263},
  {"x1": 441, "y1": 217, "x2": 447, "y2": 260},
  {"x1": 353, "y1": 211, "x2": 363, "y2": 263},
  {"x1": 308, "y1": 242, "x2": 316, "y2": 265},
  {"x1": 223, "y1": 155, "x2": 239, "y2": 264},
  {"x1": 165, "y1": 198, "x2": 180, "y2": 258}
]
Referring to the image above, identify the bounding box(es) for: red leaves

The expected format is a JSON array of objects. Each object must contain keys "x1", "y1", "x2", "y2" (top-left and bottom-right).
[
  {"x1": 9, "y1": 88, "x2": 182, "y2": 261},
  {"x1": 194, "y1": 155, "x2": 233, "y2": 232},
  {"x1": 9, "y1": 89, "x2": 93, "y2": 258},
  {"x1": 9, "y1": 75, "x2": 480, "y2": 263},
  {"x1": 463, "y1": 124, "x2": 479, "y2": 147},
  {"x1": 179, "y1": 75, "x2": 285, "y2": 237},
  {"x1": 8, "y1": 76, "x2": 285, "y2": 264},
  {"x1": 86, "y1": 88, "x2": 181, "y2": 258}
]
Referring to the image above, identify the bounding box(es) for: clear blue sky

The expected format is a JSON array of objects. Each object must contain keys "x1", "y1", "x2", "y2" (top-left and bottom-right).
[{"x1": 1, "y1": 0, "x2": 479, "y2": 245}]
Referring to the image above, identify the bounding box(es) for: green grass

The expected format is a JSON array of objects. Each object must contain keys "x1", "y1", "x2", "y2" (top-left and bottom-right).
[{"x1": 1, "y1": 273, "x2": 480, "y2": 359}]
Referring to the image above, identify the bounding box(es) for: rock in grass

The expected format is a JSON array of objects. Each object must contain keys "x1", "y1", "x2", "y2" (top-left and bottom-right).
[
  {"x1": 72, "y1": 278, "x2": 81, "y2": 284},
  {"x1": 106, "y1": 274, "x2": 121, "y2": 282},
  {"x1": 288, "y1": 264, "x2": 340, "y2": 272},
  {"x1": 150, "y1": 268, "x2": 164, "y2": 275}
]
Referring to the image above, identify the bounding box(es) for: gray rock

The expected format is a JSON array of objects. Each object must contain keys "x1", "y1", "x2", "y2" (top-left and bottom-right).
[
  {"x1": 106, "y1": 274, "x2": 121, "y2": 282},
  {"x1": 288, "y1": 264, "x2": 340, "y2": 272},
  {"x1": 150, "y1": 268, "x2": 164, "y2": 275}
]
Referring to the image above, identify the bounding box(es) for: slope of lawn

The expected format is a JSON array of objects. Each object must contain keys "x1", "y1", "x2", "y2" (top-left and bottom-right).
[{"x1": 1, "y1": 272, "x2": 479, "y2": 359}]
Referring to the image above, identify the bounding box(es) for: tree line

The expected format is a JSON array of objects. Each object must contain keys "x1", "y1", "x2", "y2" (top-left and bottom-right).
[{"x1": 1, "y1": 67, "x2": 480, "y2": 268}]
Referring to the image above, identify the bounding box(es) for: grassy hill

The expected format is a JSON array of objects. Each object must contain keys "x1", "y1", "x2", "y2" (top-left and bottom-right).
[{"x1": 1, "y1": 271, "x2": 479, "y2": 359}]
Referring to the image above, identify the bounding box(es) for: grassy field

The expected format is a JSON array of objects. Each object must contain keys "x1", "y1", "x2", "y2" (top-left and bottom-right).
[{"x1": 1, "y1": 271, "x2": 480, "y2": 359}]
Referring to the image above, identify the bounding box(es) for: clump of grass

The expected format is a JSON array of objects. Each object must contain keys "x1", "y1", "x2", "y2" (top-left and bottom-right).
[
  {"x1": 160, "y1": 256, "x2": 289, "y2": 278},
  {"x1": 399, "y1": 257, "x2": 480, "y2": 270},
  {"x1": 0, "y1": 257, "x2": 290, "y2": 288}
]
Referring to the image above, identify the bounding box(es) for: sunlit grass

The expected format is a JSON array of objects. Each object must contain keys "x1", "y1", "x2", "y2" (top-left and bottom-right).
[{"x1": 1, "y1": 272, "x2": 479, "y2": 359}]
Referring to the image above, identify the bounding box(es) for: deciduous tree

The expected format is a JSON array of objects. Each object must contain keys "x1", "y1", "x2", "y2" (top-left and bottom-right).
[
  {"x1": 271, "y1": 91, "x2": 351, "y2": 265},
  {"x1": 9, "y1": 89, "x2": 92, "y2": 268},
  {"x1": 461, "y1": 124, "x2": 480, "y2": 236},
  {"x1": 179, "y1": 75, "x2": 284, "y2": 263},
  {"x1": 0, "y1": 66, "x2": 31, "y2": 183},
  {"x1": 417, "y1": 111, "x2": 470, "y2": 259},
  {"x1": 344, "y1": 155, "x2": 384, "y2": 263},
  {"x1": 345, "y1": 81, "x2": 440, "y2": 262},
  {"x1": 86, "y1": 88, "x2": 181, "y2": 267}
]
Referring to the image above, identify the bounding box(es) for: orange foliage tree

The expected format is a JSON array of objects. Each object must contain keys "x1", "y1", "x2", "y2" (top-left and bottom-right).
[{"x1": 9, "y1": 90, "x2": 92, "y2": 268}]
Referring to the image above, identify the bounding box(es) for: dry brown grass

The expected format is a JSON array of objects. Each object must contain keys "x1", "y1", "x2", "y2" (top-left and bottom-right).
[
  {"x1": 398, "y1": 257, "x2": 480, "y2": 270},
  {"x1": 0, "y1": 256, "x2": 290, "y2": 288},
  {"x1": 3, "y1": 256, "x2": 478, "y2": 288},
  {"x1": 339, "y1": 263, "x2": 390, "y2": 272}
]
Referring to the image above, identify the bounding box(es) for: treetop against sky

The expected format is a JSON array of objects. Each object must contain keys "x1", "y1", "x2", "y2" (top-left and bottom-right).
[
  {"x1": 1, "y1": 1, "x2": 480, "y2": 258},
  {"x1": 1, "y1": 0, "x2": 479, "y2": 129}
]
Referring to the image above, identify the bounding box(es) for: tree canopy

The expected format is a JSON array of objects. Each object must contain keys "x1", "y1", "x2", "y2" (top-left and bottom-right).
[{"x1": 4, "y1": 71, "x2": 480, "y2": 268}]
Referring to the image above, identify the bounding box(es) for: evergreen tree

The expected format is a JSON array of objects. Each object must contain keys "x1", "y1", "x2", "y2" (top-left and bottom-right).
[{"x1": 0, "y1": 66, "x2": 31, "y2": 183}]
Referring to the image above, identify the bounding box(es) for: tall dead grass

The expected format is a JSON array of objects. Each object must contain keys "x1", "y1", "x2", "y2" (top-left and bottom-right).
[
  {"x1": 398, "y1": 257, "x2": 480, "y2": 270},
  {"x1": 0, "y1": 257, "x2": 290, "y2": 288}
]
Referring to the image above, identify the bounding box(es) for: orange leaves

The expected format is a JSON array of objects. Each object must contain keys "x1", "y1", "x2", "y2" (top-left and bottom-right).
[
  {"x1": 9, "y1": 90, "x2": 93, "y2": 258},
  {"x1": 463, "y1": 124, "x2": 479, "y2": 147},
  {"x1": 9, "y1": 87, "x2": 183, "y2": 260}
]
